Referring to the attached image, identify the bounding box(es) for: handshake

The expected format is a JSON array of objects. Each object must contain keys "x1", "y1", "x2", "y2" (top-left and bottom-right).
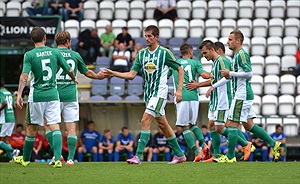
[{"x1": 97, "y1": 68, "x2": 115, "y2": 79}]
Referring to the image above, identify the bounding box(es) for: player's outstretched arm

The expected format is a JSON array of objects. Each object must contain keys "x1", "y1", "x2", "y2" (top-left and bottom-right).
[
  {"x1": 186, "y1": 80, "x2": 211, "y2": 90},
  {"x1": 174, "y1": 66, "x2": 184, "y2": 103},
  {"x1": 103, "y1": 69, "x2": 137, "y2": 80},
  {"x1": 220, "y1": 69, "x2": 253, "y2": 79},
  {"x1": 84, "y1": 70, "x2": 105, "y2": 80},
  {"x1": 16, "y1": 73, "x2": 28, "y2": 109}
]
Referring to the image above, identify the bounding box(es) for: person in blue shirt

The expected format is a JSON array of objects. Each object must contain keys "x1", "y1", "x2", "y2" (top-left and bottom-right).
[
  {"x1": 196, "y1": 125, "x2": 212, "y2": 153},
  {"x1": 249, "y1": 134, "x2": 268, "y2": 162},
  {"x1": 114, "y1": 126, "x2": 134, "y2": 162},
  {"x1": 77, "y1": 121, "x2": 101, "y2": 162},
  {"x1": 269, "y1": 124, "x2": 286, "y2": 161},
  {"x1": 98, "y1": 129, "x2": 114, "y2": 162},
  {"x1": 152, "y1": 126, "x2": 171, "y2": 161}
]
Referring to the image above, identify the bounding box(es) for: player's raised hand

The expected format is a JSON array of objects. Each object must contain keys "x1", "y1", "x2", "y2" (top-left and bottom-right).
[
  {"x1": 16, "y1": 95, "x2": 23, "y2": 109},
  {"x1": 220, "y1": 69, "x2": 230, "y2": 79},
  {"x1": 206, "y1": 86, "x2": 214, "y2": 98},
  {"x1": 103, "y1": 68, "x2": 114, "y2": 78},
  {"x1": 186, "y1": 80, "x2": 199, "y2": 90}
]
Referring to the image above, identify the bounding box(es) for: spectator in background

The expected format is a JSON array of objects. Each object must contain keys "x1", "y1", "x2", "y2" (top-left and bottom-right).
[
  {"x1": 220, "y1": 135, "x2": 228, "y2": 155},
  {"x1": 9, "y1": 124, "x2": 26, "y2": 155},
  {"x1": 111, "y1": 42, "x2": 131, "y2": 72},
  {"x1": 31, "y1": 132, "x2": 45, "y2": 162},
  {"x1": 114, "y1": 126, "x2": 134, "y2": 162},
  {"x1": 131, "y1": 42, "x2": 143, "y2": 62},
  {"x1": 153, "y1": 0, "x2": 178, "y2": 21},
  {"x1": 63, "y1": 0, "x2": 83, "y2": 22},
  {"x1": 77, "y1": 29, "x2": 101, "y2": 65},
  {"x1": 100, "y1": 25, "x2": 115, "y2": 59},
  {"x1": 196, "y1": 125, "x2": 212, "y2": 152},
  {"x1": 175, "y1": 126, "x2": 187, "y2": 154},
  {"x1": 98, "y1": 129, "x2": 114, "y2": 162},
  {"x1": 48, "y1": 0, "x2": 65, "y2": 19},
  {"x1": 136, "y1": 132, "x2": 153, "y2": 162},
  {"x1": 295, "y1": 49, "x2": 300, "y2": 77},
  {"x1": 26, "y1": 0, "x2": 49, "y2": 16},
  {"x1": 269, "y1": 125, "x2": 286, "y2": 162},
  {"x1": 77, "y1": 121, "x2": 101, "y2": 162},
  {"x1": 152, "y1": 127, "x2": 171, "y2": 162},
  {"x1": 115, "y1": 27, "x2": 134, "y2": 51},
  {"x1": 249, "y1": 130, "x2": 268, "y2": 162}
]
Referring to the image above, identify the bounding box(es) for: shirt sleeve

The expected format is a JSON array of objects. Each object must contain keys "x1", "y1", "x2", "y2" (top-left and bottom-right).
[
  {"x1": 117, "y1": 134, "x2": 121, "y2": 142},
  {"x1": 22, "y1": 52, "x2": 32, "y2": 74},
  {"x1": 165, "y1": 49, "x2": 181, "y2": 70},
  {"x1": 237, "y1": 51, "x2": 252, "y2": 72},
  {"x1": 131, "y1": 51, "x2": 142, "y2": 72}
]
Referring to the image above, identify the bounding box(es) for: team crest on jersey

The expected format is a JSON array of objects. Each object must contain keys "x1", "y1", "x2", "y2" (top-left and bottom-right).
[{"x1": 144, "y1": 62, "x2": 157, "y2": 73}]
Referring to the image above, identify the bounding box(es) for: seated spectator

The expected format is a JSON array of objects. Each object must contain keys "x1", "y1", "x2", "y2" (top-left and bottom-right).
[
  {"x1": 48, "y1": 0, "x2": 64, "y2": 19},
  {"x1": 77, "y1": 29, "x2": 101, "y2": 65},
  {"x1": 236, "y1": 124, "x2": 249, "y2": 154},
  {"x1": 114, "y1": 126, "x2": 134, "y2": 162},
  {"x1": 131, "y1": 42, "x2": 143, "y2": 62},
  {"x1": 295, "y1": 49, "x2": 300, "y2": 77},
  {"x1": 269, "y1": 124, "x2": 286, "y2": 162},
  {"x1": 115, "y1": 27, "x2": 134, "y2": 51},
  {"x1": 220, "y1": 135, "x2": 228, "y2": 155},
  {"x1": 249, "y1": 133, "x2": 268, "y2": 162},
  {"x1": 9, "y1": 124, "x2": 26, "y2": 155},
  {"x1": 111, "y1": 42, "x2": 131, "y2": 72},
  {"x1": 175, "y1": 127, "x2": 187, "y2": 154},
  {"x1": 100, "y1": 25, "x2": 115, "y2": 59},
  {"x1": 196, "y1": 125, "x2": 212, "y2": 152},
  {"x1": 31, "y1": 132, "x2": 45, "y2": 162},
  {"x1": 77, "y1": 121, "x2": 101, "y2": 162},
  {"x1": 136, "y1": 132, "x2": 153, "y2": 162},
  {"x1": 26, "y1": 0, "x2": 49, "y2": 16},
  {"x1": 153, "y1": 0, "x2": 178, "y2": 21},
  {"x1": 63, "y1": 0, "x2": 83, "y2": 22},
  {"x1": 152, "y1": 127, "x2": 171, "y2": 162},
  {"x1": 98, "y1": 129, "x2": 114, "y2": 162}
]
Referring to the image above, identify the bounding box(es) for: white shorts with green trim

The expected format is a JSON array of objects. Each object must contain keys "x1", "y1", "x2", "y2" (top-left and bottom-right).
[
  {"x1": 61, "y1": 102, "x2": 79, "y2": 123},
  {"x1": 145, "y1": 97, "x2": 167, "y2": 118},
  {"x1": 0, "y1": 122, "x2": 15, "y2": 137},
  {"x1": 175, "y1": 101, "x2": 199, "y2": 126},
  {"x1": 227, "y1": 99, "x2": 256, "y2": 123}
]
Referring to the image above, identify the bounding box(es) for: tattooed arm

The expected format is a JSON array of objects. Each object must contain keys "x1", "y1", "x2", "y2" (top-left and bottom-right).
[{"x1": 16, "y1": 73, "x2": 28, "y2": 109}]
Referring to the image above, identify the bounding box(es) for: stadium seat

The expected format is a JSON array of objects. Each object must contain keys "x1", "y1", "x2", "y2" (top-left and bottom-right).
[
  {"x1": 205, "y1": 19, "x2": 220, "y2": 38},
  {"x1": 189, "y1": 19, "x2": 205, "y2": 38},
  {"x1": 127, "y1": 75, "x2": 143, "y2": 96},
  {"x1": 125, "y1": 95, "x2": 141, "y2": 101},
  {"x1": 284, "y1": 18, "x2": 300, "y2": 37},
  {"x1": 158, "y1": 38, "x2": 167, "y2": 46},
  {"x1": 265, "y1": 116, "x2": 282, "y2": 134},
  {"x1": 64, "y1": 20, "x2": 80, "y2": 38},
  {"x1": 130, "y1": 1, "x2": 145, "y2": 20},
  {"x1": 158, "y1": 19, "x2": 173, "y2": 39},
  {"x1": 114, "y1": 1, "x2": 129, "y2": 20},
  {"x1": 283, "y1": 37, "x2": 299, "y2": 56},
  {"x1": 219, "y1": 37, "x2": 233, "y2": 57},
  {"x1": 269, "y1": 18, "x2": 284, "y2": 37},
  {"x1": 296, "y1": 95, "x2": 300, "y2": 116},
  {"x1": 264, "y1": 75, "x2": 280, "y2": 95},
  {"x1": 237, "y1": 19, "x2": 252, "y2": 38},
  {"x1": 267, "y1": 37, "x2": 282, "y2": 56},
  {"x1": 107, "y1": 95, "x2": 122, "y2": 101},
  {"x1": 251, "y1": 37, "x2": 266, "y2": 56},
  {"x1": 96, "y1": 20, "x2": 111, "y2": 35},
  {"x1": 169, "y1": 37, "x2": 184, "y2": 58},
  {"x1": 99, "y1": 1, "x2": 114, "y2": 20},
  {"x1": 280, "y1": 74, "x2": 296, "y2": 95},
  {"x1": 203, "y1": 37, "x2": 218, "y2": 44},
  {"x1": 253, "y1": 115, "x2": 265, "y2": 127},
  {"x1": 297, "y1": 76, "x2": 300, "y2": 95},
  {"x1": 83, "y1": 1, "x2": 98, "y2": 20},
  {"x1": 283, "y1": 115, "x2": 299, "y2": 136},
  {"x1": 6, "y1": 1, "x2": 21, "y2": 17},
  {"x1": 187, "y1": 37, "x2": 201, "y2": 58},
  {"x1": 92, "y1": 79, "x2": 108, "y2": 96},
  {"x1": 168, "y1": 76, "x2": 175, "y2": 95},
  {"x1": 200, "y1": 57, "x2": 213, "y2": 73},
  {"x1": 278, "y1": 95, "x2": 295, "y2": 116},
  {"x1": 143, "y1": 19, "x2": 158, "y2": 30},
  {"x1": 262, "y1": 95, "x2": 278, "y2": 116},
  {"x1": 242, "y1": 37, "x2": 251, "y2": 54},
  {"x1": 270, "y1": 1, "x2": 285, "y2": 18},
  {"x1": 254, "y1": 1, "x2": 270, "y2": 19},
  {"x1": 176, "y1": 0, "x2": 191, "y2": 19},
  {"x1": 111, "y1": 19, "x2": 127, "y2": 37},
  {"x1": 109, "y1": 77, "x2": 125, "y2": 96},
  {"x1": 21, "y1": 1, "x2": 31, "y2": 16},
  {"x1": 221, "y1": 19, "x2": 236, "y2": 38},
  {"x1": 265, "y1": 56, "x2": 281, "y2": 75},
  {"x1": 253, "y1": 95, "x2": 262, "y2": 115},
  {"x1": 252, "y1": 19, "x2": 268, "y2": 37},
  {"x1": 135, "y1": 37, "x2": 146, "y2": 48},
  {"x1": 127, "y1": 19, "x2": 142, "y2": 39},
  {"x1": 174, "y1": 19, "x2": 189, "y2": 39},
  {"x1": 223, "y1": 0, "x2": 238, "y2": 19},
  {"x1": 208, "y1": 0, "x2": 223, "y2": 19},
  {"x1": 287, "y1": 0, "x2": 300, "y2": 18},
  {"x1": 0, "y1": 2, "x2": 5, "y2": 17},
  {"x1": 251, "y1": 75, "x2": 263, "y2": 96},
  {"x1": 192, "y1": 0, "x2": 207, "y2": 19},
  {"x1": 281, "y1": 55, "x2": 296, "y2": 72},
  {"x1": 250, "y1": 56, "x2": 264, "y2": 75},
  {"x1": 239, "y1": 1, "x2": 254, "y2": 19},
  {"x1": 95, "y1": 56, "x2": 111, "y2": 72},
  {"x1": 145, "y1": 1, "x2": 156, "y2": 19},
  {"x1": 90, "y1": 95, "x2": 105, "y2": 101},
  {"x1": 80, "y1": 20, "x2": 95, "y2": 32}
]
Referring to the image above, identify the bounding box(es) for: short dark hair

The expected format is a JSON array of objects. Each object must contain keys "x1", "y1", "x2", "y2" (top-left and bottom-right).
[
  {"x1": 199, "y1": 40, "x2": 215, "y2": 50},
  {"x1": 122, "y1": 27, "x2": 128, "y2": 31},
  {"x1": 87, "y1": 121, "x2": 94, "y2": 126},
  {"x1": 16, "y1": 124, "x2": 23, "y2": 129},
  {"x1": 276, "y1": 124, "x2": 282, "y2": 130},
  {"x1": 180, "y1": 43, "x2": 193, "y2": 56},
  {"x1": 230, "y1": 30, "x2": 244, "y2": 44},
  {"x1": 122, "y1": 126, "x2": 128, "y2": 132},
  {"x1": 31, "y1": 27, "x2": 45, "y2": 43},
  {"x1": 145, "y1": 25, "x2": 159, "y2": 37},
  {"x1": 0, "y1": 77, "x2": 4, "y2": 87},
  {"x1": 201, "y1": 125, "x2": 208, "y2": 129},
  {"x1": 214, "y1": 41, "x2": 225, "y2": 54},
  {"x1": 104, "y1": 129, "x2": 110, "y2": 134}
]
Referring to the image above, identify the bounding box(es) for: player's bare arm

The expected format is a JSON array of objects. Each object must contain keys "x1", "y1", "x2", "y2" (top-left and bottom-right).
[
  {"x1": 174, "y1": 66, "x2": 184, "y2": 103},
  {"x1": 186, "y1": 80, "x2": 211, "y2": 90},
  {"x1": 200, "y1": 72, "x2": 211, "y2": 79},
  {"x1": 84, "y1": 70, "x2": 105, "y2": 80},
  {"x1": 66, "y1": 68, "x2": 78, "y2": 84},
  {"x1": 16, "y1": 73, "x2": 28, "y2": 109},
  {"x1": 103, "y1": 69, "x2": 137, "y2": 80}
]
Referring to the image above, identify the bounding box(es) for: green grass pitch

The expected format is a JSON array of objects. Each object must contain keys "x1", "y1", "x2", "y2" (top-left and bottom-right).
[{"x1": 1, "y1": 162, "x2": 299, "y2": 184}]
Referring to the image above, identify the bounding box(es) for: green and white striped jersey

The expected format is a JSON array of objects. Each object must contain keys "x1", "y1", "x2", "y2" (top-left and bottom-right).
[
  {"x1": 131, "y1": 45, "x2": 181, "y2": 102},
  {"x1": 209, "y1": 56, "x2": 232, "y2": 111},
  {"x1": 0, "y1": 88, "x2": 15, "y2": 123},
  {"x1": 169, "y1": 58, "x2": 206, "y2": 101},
  {"x1": 231, "y1": 48, "x2": 254, "y2": 100}
]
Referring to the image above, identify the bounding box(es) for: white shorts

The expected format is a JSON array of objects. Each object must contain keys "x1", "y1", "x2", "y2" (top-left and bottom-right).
[
  {"x1": 0, "y1": 123, "x2": 15, "y2": 137},
  {"x1": 227, "y1": 99, "x2": 256, "y2": 123},
  {"x1": 208, "y1": 110, "x2": 228, "y2": 125},
  {"x1": 26, "y1": 101, "x2": 61, "y2": 126},
  {"x1": 61, "y1": 102, "x2": 79, "y2": 123},
  {"x1": 175, "y1": 101, "x2": 199, "y2": 126},
  {"x1": 145, "y1": 97, "x2": 167, "y2": 118}
]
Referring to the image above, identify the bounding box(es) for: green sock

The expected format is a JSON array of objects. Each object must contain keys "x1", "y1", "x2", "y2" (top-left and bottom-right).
[
  {"x1": 221, "y1": 127, "x2": 247, "y2": 147},
  {"x1": 45, "y1": 130, "x2": 53, "y2": 150},
  {"x1": 190, "y1": 125, "x2": 205, "y2": 148},
  {"x1": 23, "y1": 136, "x2": 35, "y2": 161},
  {"x1": 52, "y1": 130, "x2": 62, "y2": 161},
  {"x1": 167, "y1": 135, "x2": 184, "y2": 157},
  {"x1": 250, "y1": 124, "x2": 276, "y2": 147},
  {"x1": 67, "y1": 135, "x2": 77, "y2": 161},
  {"x1": 0, "y1": 141, "x2": 13, "y2": 159},
  {"x1": 136, "y1": 130, "x2": 150, "y2": 160},
  {"x1": 183, "y1": 129, "x2": 199, "y2": 156},
  {"x1": 210, "y1": 130, "x2": 221, "y2": 158},
  {"x1": 227, "y1": 126, "x2": 238, "y2": 160}
]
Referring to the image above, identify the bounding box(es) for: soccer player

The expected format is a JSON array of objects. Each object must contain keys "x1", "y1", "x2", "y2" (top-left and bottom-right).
[
  {"x1": 168, "y1": 43, "x2": 211, "y2": 162},
  {"x1": 45, "y1": 31, "x2": 105, "y2": 166},
  {"x1": 14, "y1": 27, "x2": 77, "y2": 168},
  {"x1": 219, "y1": 30, "x2": 282, "y2": 162},
  {"x1": 104, "y1": 25, "x2": 186, "y2": 164}
]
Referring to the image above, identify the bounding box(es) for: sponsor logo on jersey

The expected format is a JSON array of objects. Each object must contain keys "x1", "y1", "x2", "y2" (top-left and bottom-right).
[{"x1": 144, "y1": 62, "x2": 157, "y2": 73}]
